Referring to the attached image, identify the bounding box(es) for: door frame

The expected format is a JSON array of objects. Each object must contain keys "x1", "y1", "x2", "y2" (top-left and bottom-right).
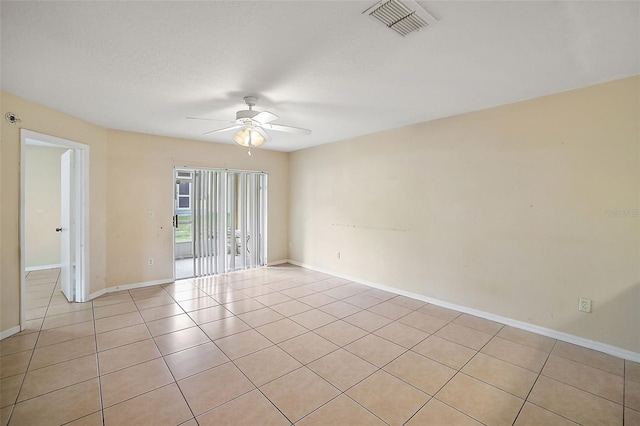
[
  {"x1": 19, "y1": 130, "x2": 90, "y2": 328},
  {"x1": 59, "y1": 149, "x2": 75, "y2": 301},
  {"x1": 173, "y1": 168, "x2": 195, "y2": 281}
]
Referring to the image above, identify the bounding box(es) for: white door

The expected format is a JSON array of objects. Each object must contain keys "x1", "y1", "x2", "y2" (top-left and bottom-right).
[{"x1": 60, "y1": 149, "x2": 75, "y2": 301}]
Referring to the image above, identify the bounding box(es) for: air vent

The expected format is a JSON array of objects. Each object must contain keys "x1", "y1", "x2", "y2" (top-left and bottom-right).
[{"x1": 363, "y1": 0, "x2": 437, "y2": 37}]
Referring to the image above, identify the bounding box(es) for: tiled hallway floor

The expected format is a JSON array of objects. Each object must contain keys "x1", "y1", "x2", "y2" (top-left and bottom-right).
[{"x1": 1, "y1": 265, "x2": 639, "y2": 425}]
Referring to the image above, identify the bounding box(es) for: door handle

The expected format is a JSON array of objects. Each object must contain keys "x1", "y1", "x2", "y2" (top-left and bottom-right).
[
  {"x1": 173, "y1": 215, "x2": 178, "y2": 229},
  {"x1": 55, "y1": 227, "x2": 63, "y2": 232}
]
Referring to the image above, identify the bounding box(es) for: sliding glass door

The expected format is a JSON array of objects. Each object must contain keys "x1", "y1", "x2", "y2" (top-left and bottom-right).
[{"x1": 174, "y1": 168, "x2": 267, "y2": 279}]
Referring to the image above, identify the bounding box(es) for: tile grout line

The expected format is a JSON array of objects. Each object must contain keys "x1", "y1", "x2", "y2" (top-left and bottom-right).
[
  {"x1": 523, "y1": 344, "x2": 608, "y2": 425},
  {"x1": 4, "y1": 272, "x2": 59, "y2": 425},
  {"x1": 623, "y1": 360, "x2": 626, "y2": 425},
  {"x1": 424, "y1": 323, "x2": 513, "y2": 426},
  {"x1": 537, "y1": 359, "x2": 627, "y2": 407},
  {"x1": 193, "y1": 276, "x2": 472, "y2": 425},
  {"x1": 347, "y1": 307, "x2": 448, "y2": 408},
  {"x1": 96, "y1": 292, "x2": 177, "y2": 412},
  {"x1": 186, "y1": 273, "x2": 385, "y2": 424},
  {"x1": 509, "y1": 339, "x2": 561, "y2": 425},
  {"x1": 6, "y1": 269, "x2": 261, "y2": 423},
  {"x1": 498, "y1": 354, "x2": 534, "y2": 426},
  {"x1": 187, "y1": 328, "x2": 261, "y2": 422},
  {"x1": 295, "y1": 308, "x2": 435, "y2": 426},
  {"x1": 10, "y1": 274, "x2": 100, "y2": 424},
  {"x1": 90, "y1": 296, "x2": 106, "y2": 426},
  {"x1": 7, "y1": 266, "x2": 633, "y2": 425},
  {"x1": 175, "y1": 272, "x2": 319, "y2": 424},
  {"x1": 134, "y1": 288, "x2": 199, "y2": 425},
  {"x1": 273, "y1": 295, "x2": 435, "y2": 425},
  {"x1": 7, "y1": 274, "x2": 104, "y2": 423},
  {"x1": 12, "y1": 275, "x2": 421, "y2": 425},
  {"x1": 543, "y1": 343, "x2": 625, "y2": 377},
  {"x1": 163, "y1": 276, "x2": 303, "y2": 423}
]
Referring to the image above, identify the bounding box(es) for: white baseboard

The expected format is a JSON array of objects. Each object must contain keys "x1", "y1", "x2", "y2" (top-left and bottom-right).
[
  {"x1": 288, "y1": 259, "x2": 640, "y2": 363},
  {"x1": 25, "y1": 264, "x2": 62, "y2": 272},
  {"x1": 87, "y1": 278, "x2": 174, "y2": 301},
  {"x1": 86, "y1": 265, "x2": 290, "y2": 301},
  {"x1": 0, "y1": 326, "x2": 21, "y2": 340},
  {"x1": 267, "y1": 259, "x2": 290, "y2": 266},
  {"x1": 87, "y1": 288, "x2": 108, "y2": 301}
]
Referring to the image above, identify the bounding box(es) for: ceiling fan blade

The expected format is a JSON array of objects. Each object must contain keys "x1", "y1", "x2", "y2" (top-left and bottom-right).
[
  {"x1": 251, "y1": 111, "x2": 278, "y2": 124},
  {"x1": 261, "y1": 123, "x2": 311, "y2": 135},
  {"x1": 256, "y1": 126, "x2": 271, "y2": 141},
  {"x1": 202, "y1": 124, "x2": 243, "y2": 135},
  {"x1": 187, "y1": 116, "x2": 233, "y2": 122}
]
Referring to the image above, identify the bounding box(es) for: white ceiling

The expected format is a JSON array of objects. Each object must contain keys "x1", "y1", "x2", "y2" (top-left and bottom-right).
[{"x1": 1, "y1": 1, "x2": 638, "y2": 152}]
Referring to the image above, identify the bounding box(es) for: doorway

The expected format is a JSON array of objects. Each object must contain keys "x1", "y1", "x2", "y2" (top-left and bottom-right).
[
  {"x1": 20, "y1": 130, "x2": 89, "y2": 328},
  {"x1": 173, "y1": 168, "x2": 267, "y2": 279}
]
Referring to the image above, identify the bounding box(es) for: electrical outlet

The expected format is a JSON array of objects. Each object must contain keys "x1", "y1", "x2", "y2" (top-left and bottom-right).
[
  {"x1": 578, "y1": 297, "x2": 592, "y2": 313},
  {"x1": 148, "y1": 258, "x2": 154, "y2": 266}
]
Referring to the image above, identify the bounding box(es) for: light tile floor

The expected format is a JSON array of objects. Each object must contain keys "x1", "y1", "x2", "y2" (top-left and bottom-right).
[
  {"x1": 1, "y1": 266, "x2": 639, "y2": 425},
  {"x1": 175, "y1": 256, "x2": 252, "y2": 280}
]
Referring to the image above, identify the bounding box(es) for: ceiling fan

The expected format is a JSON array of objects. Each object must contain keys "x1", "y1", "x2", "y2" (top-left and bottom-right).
[{"x1": 187, "y1": 96, "x2": 311, "y2": 151}]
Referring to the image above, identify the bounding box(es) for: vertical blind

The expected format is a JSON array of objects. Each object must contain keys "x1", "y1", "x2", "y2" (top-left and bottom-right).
[{"x1": 190, "y1": 169, "x2": 267, "y2": 277}]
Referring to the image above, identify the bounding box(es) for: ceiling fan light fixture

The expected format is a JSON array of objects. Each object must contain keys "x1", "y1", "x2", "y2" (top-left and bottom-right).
[
  {"x1": 190, "y1": 96, "x2": 311, "y2": 149},
  {"x1": 233, "y1": 128, "x2": 266, "y2": 148}
]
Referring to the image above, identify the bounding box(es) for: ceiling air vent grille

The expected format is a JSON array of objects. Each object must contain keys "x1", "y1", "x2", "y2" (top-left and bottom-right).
[{"x1": 364, "y1": 0, "x2": 437, "y2": 37}]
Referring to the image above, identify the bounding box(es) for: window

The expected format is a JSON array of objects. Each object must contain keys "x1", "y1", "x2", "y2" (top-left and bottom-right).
[
  {"x1": 175, "y1": 171, "x2": 193, "y2": 244},
  {"x1": 177, "y1": 181, "x2": 191, "y2": 209}
]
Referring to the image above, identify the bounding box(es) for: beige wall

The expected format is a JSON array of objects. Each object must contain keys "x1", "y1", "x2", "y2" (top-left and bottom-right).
[
  {"x1": 3, "y1": 77, "x2": 638, "y2": 355},
  {"x1": 289, "y1": 76, "x2": 640, "y2": 353},
  {"x1": 1, "y1": 92, "x2": 290, "y2": 335},
  {"x1": 24, "y1": 145, "x2": 68, "y2": 268},
  {"x1": 1, "y1": 91, "x2": 109, "y2": 333},
  {"x1": 0, "y1": 102, "x2": 3, "y2": 333},
  {"x1": 105, "y1": 130, "x2": 289, "y2": 288}
]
